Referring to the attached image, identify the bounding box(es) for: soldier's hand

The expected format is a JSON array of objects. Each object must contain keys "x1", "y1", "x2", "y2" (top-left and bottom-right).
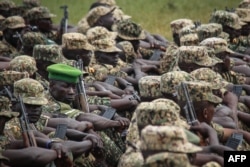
[
  {"x1": 77, "y1": 121, "x2": 93, "y2": 132},
  {"x1": 50, "y1": 142, "x2": 68, "y2": 158},
  {"x1": 83, "y1": 134, "x2": 103, "y2": 149},
  {"x1": 113, "y1": 115, "x2": 130, "y2": 127}
]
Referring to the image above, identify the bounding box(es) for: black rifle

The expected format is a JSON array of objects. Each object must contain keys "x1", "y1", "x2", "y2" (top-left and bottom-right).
[
  {"x1": 74, "y1": 59, "x2": 90, "y2": 113},
  {"x1": 13, "y1": 31, "x2": 23, "y2": 51},
  {"x1": 60, "y1": 5, "x2": 68, "y2": 34}
]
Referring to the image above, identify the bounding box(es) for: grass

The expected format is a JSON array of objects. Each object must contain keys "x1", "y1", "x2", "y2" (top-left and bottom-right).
[{"x1": 14, "y1": 0, "x2": 241, "y2": 40}]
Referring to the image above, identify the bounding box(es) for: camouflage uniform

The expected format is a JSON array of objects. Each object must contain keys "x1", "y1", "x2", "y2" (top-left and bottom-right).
[
  {"x1": 0, "y1": 16, "x2": 26, "y2": 57},
  {"x1": 0, "y1": 0, "x2": 16, "y2": 17}
]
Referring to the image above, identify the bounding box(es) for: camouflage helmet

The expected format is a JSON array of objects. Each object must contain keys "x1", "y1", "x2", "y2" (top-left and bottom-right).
[
  {"x1": 239, "y1": 0, "x2": 250, "y2": 8},
  {"x1": 235, "y1": 8, "x2": 250, "y2": 22},
  {"x1": 0, "y1": 71, "x2": 29, "y2": 86},
  {"x1": 32, "y1": 44, "x2": 75, "y2": 65},
  {"x1": 190, "y1": 68, "x2": 229, "y2": 89},
  {"x1": 112, "y1": 19, "x2": 146, "y2": 40},
  {"x1": 180, "y1": 33, "x2": 199, "y2": 46},
  {"x1": 86, "y1": 6, "x2": 116, "y2": 27},
  {"x1": 22, "y1": 32, "x2": 47, "y2": 47},
  {"x1": 0, "y1": 0, "x2": 15, "y2": 11},
  {"x1": 199, "y1": 37, "x2": 234, "y2": 54},
  {"x1": 0, "y1": 96, "x2": 19, "y2": 118},
  {"x1": 170, "y1": 18, "x2": 194, "y2": 34},
  {"x1": 62, "y1": 32, "x2": 95, "y2": 51},
  {"x1": 14, "y1": 78, "x2": 48, "y2": 105},
  {"x1": 96, "y1": 0, "x2": 116, "y2": 6},
  {"x1": 177, "y1": 81, "x2": 222, "y2": 104},
  {"x1": 160, "y1": 71, "x2": 195, "y2": 95},
  {"x1": 178, "y1": 45, "x2": 223, "y2": 67},
  {"x1": 136, "y1": 98, "x2": 189, "y2": 128},
  {"x1": 23, "y1": 0, "x2": 41, "y2": 8},
  {"x1": 116, "y1": 41, "x2": 136, "y2": 63},
  {"x1": 25, "y1": 6, "x2": 56, "y2": 21},
  {"x1": 144, "y1": 152, "x2": 193, "y2": 167},
  {"x1": 138, "y1": 75, "x2": 163, "y2": 99},
  {"x1": 9, "y1": 55, "x2": 37, "y2": 76},
  {"x1": 140, "y1": 125, "x2": 202, "y2": 153},
  {"x1": 2, "y1": 16, "x2": 25, "y2": 31},
  {"x1": 209, "y1": 10, "x2": 246, "y2": 30}
]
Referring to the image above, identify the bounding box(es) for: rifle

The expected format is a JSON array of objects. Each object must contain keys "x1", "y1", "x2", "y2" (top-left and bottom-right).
[
  {"x1": 60, "y1": 5, "x2": 68, "y2": 34},
  {"x1": 74, "y1": 59, "x2": 90, "y2": 113},
  {"x1": 13, "y1": 31, "x2": 23, "y2": 51},
  {"x1": 2, "y1": 87, "x2": 37, "y2": 147}
]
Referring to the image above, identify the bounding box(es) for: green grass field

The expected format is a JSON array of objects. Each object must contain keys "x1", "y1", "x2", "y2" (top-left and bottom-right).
[{"x1": 14, "y1": 0, "x2": 241, "y2": 40}]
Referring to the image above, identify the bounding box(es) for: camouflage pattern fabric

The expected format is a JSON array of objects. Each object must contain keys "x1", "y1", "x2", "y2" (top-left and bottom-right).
[
  {"x1": 180, "y1": 33, "x2": 199, "y2": 46},
  {"x1": 87, "y1": 96, "x2": 111, "y2": 106},
  {"x1": 160, "y1": 70, "x2": 195, "y2": 95},
  {"x1": 138, "y1": 75, "x2": 163, "y2": 99},
  {"x1": 24, "y1": 6, "x2": 56, "y2": 21},
  {"x1": 0, "y1": 0, "x2": 15, "y2": 11},
  {"x1": 235, "y1": 8, "x2": 250, "y2": 22},
  {"x1": 86, "y1": 26, "x2": 117, "y2": 41},
  {"x1": 170, "y1": 18, "x2": 194, "y2": 34},
  {"x1": 220, "y1": 70, "x2": 246, "y2": 84},
  {"x1": 113, "y1": 8, "x2": 131, "y2": 21},
  {"x1": 22, "y1": 31, "x2": 47, "y2": 47},
  {"x1": 229, "y1": 35, "x2": 250, "y2": 53},
  {"x1": 62, "y1": 32, "x2": 94, "y2": 50},
  {"x1": 112, "y1": 19, "x2": 146, "y2": 40},
  {"x1": 117, "y1": 41, "x2": 137, "y2": 63},
  {"x1": 177, "y1": 81, "x2": 222, "y2": 104},
  {"x1": 88, "y1": 37, "x2": 121, "y2": 53},
  {"x1": 0, "y1": 40, "x2": 18, "y2": 56},
  {"x1": 1, "y1": 15, "x2": 25, "y2": 30},
  {"x1": 126, "y1": 112, "x2": 140, "y2": 146},
  {"x1": 159, "y1": 44, "x2": 180, "y2": 74},
  {"x1": 138, "y1": 47, "x2": 154, "y2": 60},
  {"x1": 23, "y1": 0, "x2": 41, "y2": 9},
  {"x1": 202, "y1": 161, "x2": 221, "y2": 167},
  {"x1": 118, "y1": 148, "x2": 144, "y2": 167},
  {"x1": 190, "y1": 68, "x2": 229, "y2": 89},
  {"x1": 9, "y1": 55, "x2": 37, "y2": 76},
  {"x1": 179, "y1": 24, "x2": 197, "y2": 38},
  {"x1": 239, "y1": 0, "x2": 250, "y2": 8},
  {"x1": 86, "y1": 6, "x2": 115, "y2": 27},
  {"x1": 177, "y1": 45, "x2": 223, "y2": 67},
  {"x1": 97, "y1": 0, "x2": 116, "y2": 6},
  {"x1": 77, "y1": 18, "x2": 90, "y2": 34},
  {"x1": 144, "y1": 152, "x2": 193, "y2": 167},
  {"x1": 14, "y1": 78, "x2": 48, "y2": 105},
  {"x1": 0, "y1": 70, "x2": 29, "y2": 86},
  {"x1": 209, "y1": 10, "x2": 246, "y2": 30},
  {"x1": 139, "y1": 125, "x2": 202, "y2": 153},
  {"x1": 0, "y1": 96, "x2": 19, "y2": 118}
]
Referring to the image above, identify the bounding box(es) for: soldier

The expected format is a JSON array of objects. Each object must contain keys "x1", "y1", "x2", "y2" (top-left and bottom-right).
[{"x1": 0, "y1": 0, "x2": 15, "y2": 17}]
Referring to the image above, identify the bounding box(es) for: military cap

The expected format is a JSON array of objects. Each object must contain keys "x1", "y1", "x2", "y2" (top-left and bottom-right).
[
  {"x1": 62, "y1": 32, "x2": 95, "y2": 51},
  {"x1": 32, "y1": 44, "x2": 74, "y2": 65},
  {"x1": 209, "y1": 10, "x2": 246, "y2": 30},
  {"x1": 160, "y1": 71, "x2": 195, "y2": 95},
  {"x1": 0, "y1": 0, "x2": 15, "y2": 11},
  {"x1": 117, "y1": 41, "x2": 136, "y2": 63},
  {"x1": 178, "y1": 45, "x2": 223, "y2": 67},
  {"x1": 180, "y1": 33, "x2": 199, "y2": 46},
  {"x1": 113, "y1": 8, "x2": 131, "y2": 21},
  {"x1": 0, "y1": 15, "x2": 5, "y2": 21},
  {"x1": 87, "y1": 26, "x2": 117, "y2": 41},
  {"x1": 118, "y1": 151, "x2": 144, "y2": 167},
  {"x1": 25, "y1": 6, "x2": 56, "y2": 21},
  {"x1": 235, "y1": 8, "x2": 250, "y2": 22},
  {"x1": 9, "y1": 55, "x2": 37, "y2": 76},
  {"x1": 86, "y1": 27, "x2": 118, "y2": 52},
  {"x1": 179, "y1": 24, "x2": 197, "y2": 38},
  {"x1": 0, "y1": 71, "x2": 29, "y2": 86},
  {"x1": 159, "y1": 44, "x2": 179, "y2": 73},
  {"x1": 177, "y1": 81, "x2": 222, "y2": 104},
  {"x1": 199, "y1": 37, "x2": 234, "y2": 54},
  {"x1": 196, "y1": 23, "x2": 229, "y2": 42},
  {"x1": 47, "y1": 63, "x2": 82, "y2": 83},
  {"x1": 239, "y1": 0, "x2": 250, "y2": 8},
  {"x1": 202, "y1": 161, "x2": 221, "y2": 167},
  {"x1": 86, "y1": 6, "x2": 115, "y2": 27},
  {"x1": 138, "y1": 75, "x2": 163, "y2": 99},
  {"x1": 190, "y1": 68, "x2": 229, "y2": 89},
  {"x1": 140, "y1": 125, "x2": 202, "y2": 153},
  {"x1": 96, "y1": 0, "x2": 116, "y2": 6},
  {"x1": 14, "y1": 78, "x2": 48, "y2": 105},
  {"x1": 112, "y1": 19, "x2": 146, "y2": 40},
  {"x1": 2, "y1": 16, "x2": 25, "y2": 30},
  {"x1": 0, "y1": 96, "x2": 19, "y2": 118},
  {"x1": 136, "y1": 98, "x2": 187, "y2": 128},
  {"x1": 144, "y1": 152, "x2": 193, "y2": 167},
  {"x1": 77, "y1": 18, "x2": 90, "y2": 34},
  {"x1": 22, "y1": 32, "x2": 47, "y2": 47},
  {"x1": 23, "y1": 0, "x2": 40, "y2": 8},
  {"x1": 170, "y1": 18, "x2": 194, "y2": 34}
]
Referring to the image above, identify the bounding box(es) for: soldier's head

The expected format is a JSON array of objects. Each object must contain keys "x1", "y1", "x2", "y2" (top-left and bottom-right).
[
  {"x1": 2, "y1": 15, "x2": 26, "y2": 47},
  {"x1": 46, "y1": 63, "x2": 82, "y2": 104},
  {"x1": 177, "y1": 81, "x2": 222, "y2": 124},
  {"x1": 24, "y1": 6, "x2": 55, "y2": 32},
  {"x1": 0, "y1": 0, "x2": 16, "y2": 17},
  {"x1": 62, "y1": 32, "x2": 95, "y2": 66},
  {"x1": 14, "y1": 78, "x2": 47, "y2": 123}
]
